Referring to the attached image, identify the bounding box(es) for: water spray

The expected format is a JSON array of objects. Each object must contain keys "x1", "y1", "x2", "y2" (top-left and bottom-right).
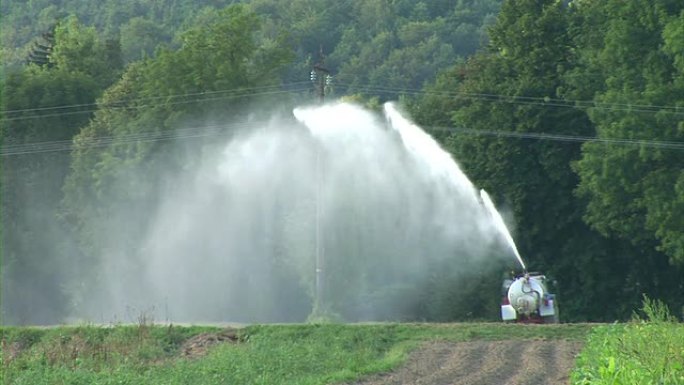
[
  {"x1": 479, "y1": 189, "x2": 527, "y2": 271},
  {"x1": 67, "y1": 102, "x2": 532, "y2": 324}
]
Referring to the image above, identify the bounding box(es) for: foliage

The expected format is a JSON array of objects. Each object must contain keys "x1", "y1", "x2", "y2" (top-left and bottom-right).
[
  {"x1": 119, "y1": 16, "x2": 171, "y2": 63},
  {"x1": 567, "y1": 0, "x2": 684, "y2": 265},
  {"x1": 0, "y1": 0, "x2": 237, "y2": 64},
  {"x1": 326, "y1": 0, "x2": 500, "y2": 97},
  {"x1": 1, "y1": 16, "x2": 123, "y2": 324},
  {"x1": 1, "y1": 322, "x2": 593, "y2": 385},
  {"x1": 2, "y1": 0, "x2": 500, "y2": 99},
  {"x1": 571, "y1": 297, "x2": 684, "y2": 385},
  {"x1": 49, "y1": 16, "x2": 122, "y2": 84}
]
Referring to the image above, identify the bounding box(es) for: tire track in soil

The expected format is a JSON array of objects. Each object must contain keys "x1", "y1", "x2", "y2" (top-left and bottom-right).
[
  {"x1": 343, "y1": 340, "x2": 582, "y2": 385},
  {"x1": 448, "y1": 340, "x2": 522, "y2": 385}
]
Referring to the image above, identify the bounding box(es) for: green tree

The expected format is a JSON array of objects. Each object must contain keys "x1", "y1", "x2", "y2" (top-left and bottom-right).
[
  {"x1": 329, "y1": 0, "x2": 499, "y2": 99},
  {"x1": 1, "y1": 17, "x2": 123, "y2": 323},
  {"x1": 50, "y1": 16, "x2": 122, "y2": 85},
  {"x1": 120, "y1": 16, "x2": 171, "y2": 63},
  {"x1": 569, "y1": 0, "x2": 684, "y2": 265}
]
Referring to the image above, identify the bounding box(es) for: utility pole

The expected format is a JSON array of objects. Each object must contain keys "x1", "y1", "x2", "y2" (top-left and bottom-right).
[
  {"x1": 310, "y1": 46, "x2": 332, "y2": 104},
  {"x1": 310, "y1": 46, "x2": 332, "y2": 317},
  {"x1": 314, "y1": 145, "x2": 324, "y2": 315}
]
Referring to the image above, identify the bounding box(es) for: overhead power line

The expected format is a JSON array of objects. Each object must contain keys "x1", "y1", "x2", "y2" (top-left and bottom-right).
[
  {"x1": 0, "y1": 81, "x2": 312, "y2": 115},
  {"x1": 0, "y1": 82, "x2": 313, "y2": 122},
  {"x1": 0, "y1": 120, "x2": 270, "y2": 156},
  {"x1": 1, "y1": 87, "x2": 309, "y2": 123},
  {"x1": 334, "y1": 84, "x2": 684, "y2": 116},
  {"x1": 3, "y1": 120, "x2": 683, "y2": 157},
  {"x1": 2, "y1": 81, "x2": 683, "y2": 156},
  {"x1": 427, "y1": 125, "x2": 684, "y2": 150},
  {"x1": 5, "y1": 81, "x2": 684, "y2": 122}
]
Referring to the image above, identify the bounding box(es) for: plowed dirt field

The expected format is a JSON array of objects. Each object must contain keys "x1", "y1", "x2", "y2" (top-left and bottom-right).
[{"x1": 346, "y1": 340, "x2": 582, "y2": 385}]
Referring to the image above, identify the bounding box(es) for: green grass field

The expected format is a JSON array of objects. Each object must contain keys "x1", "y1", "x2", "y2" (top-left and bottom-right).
[
  {"x1": 2, "y1": 322, "x2": 589, "y2": 385},
  {"x1": 2, "y1": 303, "x2": 682, "y2": 385}
]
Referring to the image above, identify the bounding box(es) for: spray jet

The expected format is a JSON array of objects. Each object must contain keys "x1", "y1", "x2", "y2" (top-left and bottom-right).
[
  {"x1": 479, "y1": 189, "x2": 526, "y2": 272},
  {"x1": 478, "y1": 189, "x2": 559, "y2": 323}
]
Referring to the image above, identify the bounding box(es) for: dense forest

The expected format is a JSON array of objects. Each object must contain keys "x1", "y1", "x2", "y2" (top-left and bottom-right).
[{"x1": 1, "y1": 0, "x2": 683, "y2": 325}]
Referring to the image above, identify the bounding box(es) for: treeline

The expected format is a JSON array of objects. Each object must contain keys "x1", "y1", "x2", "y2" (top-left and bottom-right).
[
  {"x1": 2, "y1": 0, "x2": 500, "y2": 92},
  {"x1": 1, "y1": 0, "x2": 683, "y2": 324}
]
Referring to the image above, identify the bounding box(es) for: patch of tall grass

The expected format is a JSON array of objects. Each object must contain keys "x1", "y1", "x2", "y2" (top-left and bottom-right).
[
  {"x1": 571, "y1": 297, "x2": 684, "y2": 385},
  {"x1": 1, "y1": 323, "x2": 219, "y2": 384}
]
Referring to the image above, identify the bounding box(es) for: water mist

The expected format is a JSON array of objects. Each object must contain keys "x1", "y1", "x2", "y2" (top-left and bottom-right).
[{"x1": 73, "y1": 102, "x2": 519, "y2": 323}]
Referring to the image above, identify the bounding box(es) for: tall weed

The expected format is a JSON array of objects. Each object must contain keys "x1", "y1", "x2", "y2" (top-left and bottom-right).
[{"x1": 571, "y1": 296, "x2": 684, "y2": 385}]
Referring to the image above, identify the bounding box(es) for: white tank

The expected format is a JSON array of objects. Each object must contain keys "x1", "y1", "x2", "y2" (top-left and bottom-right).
[{"x1": 507, "y1": 275, "x2": 545, "y2": 316}]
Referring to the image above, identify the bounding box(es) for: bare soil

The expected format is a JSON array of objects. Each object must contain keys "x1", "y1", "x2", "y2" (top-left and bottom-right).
[{"x1": 345, "y1": 339, "x2": 583, "y2": 385}]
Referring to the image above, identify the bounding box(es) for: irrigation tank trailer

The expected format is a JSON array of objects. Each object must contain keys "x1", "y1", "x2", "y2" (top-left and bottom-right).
[{"x1": 501, "y1": 272, "x2": 559, "y2": 323}]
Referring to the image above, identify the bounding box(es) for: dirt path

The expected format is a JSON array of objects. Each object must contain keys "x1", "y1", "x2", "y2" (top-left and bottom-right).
[{"x1": 345, "y1": 340, "x2": 583, "y2": 385}]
